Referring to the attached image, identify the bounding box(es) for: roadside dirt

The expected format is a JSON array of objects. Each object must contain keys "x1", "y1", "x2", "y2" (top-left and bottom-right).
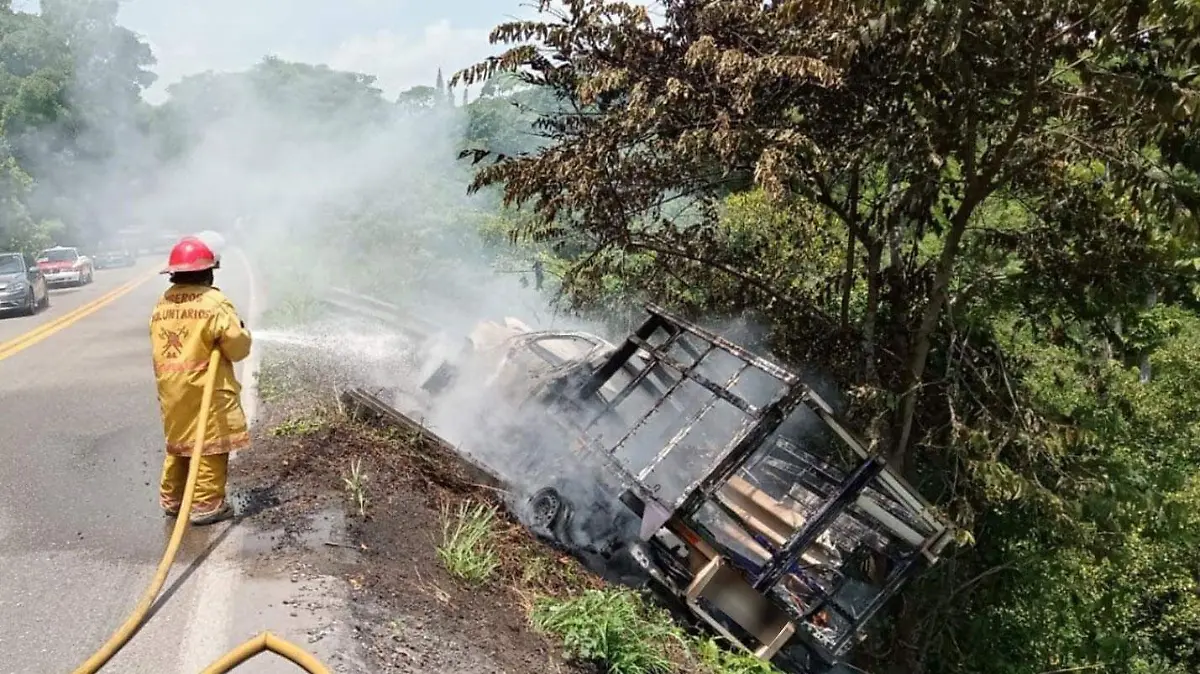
[{"x1": 231, "y1": 349, "x2": 597, "y2": 673}]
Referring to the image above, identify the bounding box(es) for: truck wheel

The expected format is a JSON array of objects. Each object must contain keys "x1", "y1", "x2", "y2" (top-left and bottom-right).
[{"x1": 527, "y1": 487, "x2": 573, "y2": 543}]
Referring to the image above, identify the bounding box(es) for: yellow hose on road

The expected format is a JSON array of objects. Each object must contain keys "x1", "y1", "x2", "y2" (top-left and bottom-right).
[
  {"x1": 199, "y1": 632, "x2": 331, "y2": 673},
  {"x1": 71, "y1": 348, "x2": 330, "y2": 673}
]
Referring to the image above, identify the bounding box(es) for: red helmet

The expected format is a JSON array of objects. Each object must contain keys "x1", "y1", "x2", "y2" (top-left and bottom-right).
[{"x1": 161, "y1": 236, "x2": 220, "y2": 274}]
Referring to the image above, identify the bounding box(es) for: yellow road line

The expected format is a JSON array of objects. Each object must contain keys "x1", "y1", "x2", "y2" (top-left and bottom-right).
[{"x1": 0, "y1": 270, "x2": 159, "y2": 362}]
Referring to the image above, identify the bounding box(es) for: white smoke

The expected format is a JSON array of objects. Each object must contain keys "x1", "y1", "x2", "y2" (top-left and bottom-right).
[{"x1": 19, "y1": 0, "x2": 850, "y2": 574}]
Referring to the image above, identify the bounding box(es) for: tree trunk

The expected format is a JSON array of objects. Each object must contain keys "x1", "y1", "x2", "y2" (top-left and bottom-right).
[
  {"x1": 889, "y1": 80, "x2": 1038, "y2": 465},
  {"x1": 1139, "y1": 288, "x2": 1158, "y2": 384},
  {"x1": 889, "y1": 216, "x2": 904, "y2": 267},
  {"x1": 891, "y1": 207, "x2": 974, "y2": 469},
  {"x1": 840, "y1": 219, "x2": 857, "y2": 328},
  {"x1": 862, "y1": 240, "x2": 883, "y2": 381}
]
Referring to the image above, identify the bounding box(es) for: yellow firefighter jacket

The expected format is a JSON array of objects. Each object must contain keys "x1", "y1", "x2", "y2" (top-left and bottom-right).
[{"x1": 150, "y1": 284, "x2": 253, "y2": 456}]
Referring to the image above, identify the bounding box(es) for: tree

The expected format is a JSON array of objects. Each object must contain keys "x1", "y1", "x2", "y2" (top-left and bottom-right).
[
  {"x1": 457, "y1": 0, "x2": 1198, "y2": 466},
  {"x1": 396, "y1": 84, "x2": 437, "y2": 113},
  {"x1": 2, "y1": 0, "x2": 159, "y2": 242},
  {"x1": 461, "y1": 74, "x2": 559, "y2": 159},
  {"x1": 0, "y1": 2, "x2": 78, "y2": 249},
  {"x1": 455, "y1": 2, "x2": 1200, "y2": 672},
  {"x1": 249, "y1": 56, "x2": 388, "y2": 129},
  {"x1": 157, "y1": 56, "x2": 391, "y2": 148},
  {"x1": 38, "y1": 0, "x2": 155, "y2": 160}
]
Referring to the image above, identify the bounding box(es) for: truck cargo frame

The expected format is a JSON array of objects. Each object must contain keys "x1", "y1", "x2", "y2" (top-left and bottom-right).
[{"x1": 547, "y1": 305, "x2": 956, "y2": 666}]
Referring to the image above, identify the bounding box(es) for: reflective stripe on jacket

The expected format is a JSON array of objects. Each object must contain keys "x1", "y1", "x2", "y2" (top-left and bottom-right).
[{"x1": 150, "y1": 284, "x2": 253, "y2": 456}]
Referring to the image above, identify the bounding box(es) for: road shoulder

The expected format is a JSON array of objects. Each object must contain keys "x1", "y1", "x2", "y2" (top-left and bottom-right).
[
  {"x1": 176, "y1": 247, "x2": 363, "y2": 672},
  {"x1": 223, "y1": 325, "x2": 616, "y2": 674}
]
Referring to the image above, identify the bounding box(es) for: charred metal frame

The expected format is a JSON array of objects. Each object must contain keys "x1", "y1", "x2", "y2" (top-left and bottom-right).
[
  {"x1": 576, "y1": 304, "x2": 955, "y2": 665},
  {"x1": 753, "y1": 456, "x2": 886, "y2": 592},
  {"x1": 326, "y1": 289, "x2": 958, "y2": 669}
]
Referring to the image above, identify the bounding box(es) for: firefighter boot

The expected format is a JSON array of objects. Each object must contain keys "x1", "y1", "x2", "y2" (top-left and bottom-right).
[{"x1": 190, "y1": 501, "x2": 234, "y2": 526}]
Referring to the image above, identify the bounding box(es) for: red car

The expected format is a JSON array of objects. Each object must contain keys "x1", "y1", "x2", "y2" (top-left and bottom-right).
[{"x1": 36, "y1": 246, "x2": 95, "y2": 287}]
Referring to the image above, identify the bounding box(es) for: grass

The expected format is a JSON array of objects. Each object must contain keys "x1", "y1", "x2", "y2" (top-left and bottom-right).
[
  {"x1": 530, "y1": 588, "x2": 787, "y2": 674},
  {"x1": 255, "y1": 359, "x2": 295, "y2": 403},
  {"x1": 259, "y1": 294, "x2": 324, "y2": 328},
  {"x1": 269, "y1": 413, "x2": 326, "y2": 436},
  {"x1": 530, "y1": 588, "x2": 683, "y2": 674},
  {"x1": 689, "y1": 637, "x2": 784, "y2": 674},
  {"x1": 436, "y1": 500, "x2": 501, "y2": 584},
  {"x1": 342, "y1": 457, "x2": 369, "y2": 517}
]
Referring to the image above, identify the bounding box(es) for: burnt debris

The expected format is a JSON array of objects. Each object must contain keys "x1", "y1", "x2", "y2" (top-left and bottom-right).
[{"x1": 322, "y1": 289, "x2": 957, "y2": 673}]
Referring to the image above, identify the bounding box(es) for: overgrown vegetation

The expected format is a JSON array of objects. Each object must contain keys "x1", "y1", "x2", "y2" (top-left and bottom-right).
[
  {"x1": 435, "y1": 500, "x2": 501, "y2": 584},
  {"x1": 690, "y1": 638, "x2": 782, "y2": 674},
  {"x1": 259, "y1": 296, "x2": 325, "y2": 329},
  {"x1": 530, "y1": 588, "x2": 786, "y2": 674},
  {"x1": 448, "y1": 2, "x2": 1200, "y2": 673},
  {"x1": 255, "y1": 356, "x2": 309, "y2": 404},
  {"x1": 531, "y1": 589, "x2": 680, "y2": 674},
  {"x1": 0, "y1": 0, "x2": 154, "y2": 251}
]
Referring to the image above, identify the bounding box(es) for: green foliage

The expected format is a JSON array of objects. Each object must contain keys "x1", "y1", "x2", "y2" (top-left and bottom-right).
[
  {"x1": 460, "y1": 2, "x2": 1200, "y2": 673},
  {"x1": 153, "y1": 60, "x2": 542, "y2": 314},
  {"x1": 259, "y1": 293, "x2": 325, "y2": 329},
  {"x1": 689, "y1": 637, "x2": 782, "y2": 674},
  {"x1": 460, "y1": 73, "x2": 559, "y2": 158},
  {"x1": 254, "y1": 358, "x2": 297, "y2": 403},
  {"x1": 890, "y1": 315, "x2": 1200, "y2": 674},
  {"x1": 435, "y1": 500, "x2": 501, "y2": 584},
  {"x1": 395, "y1": 84, "x2": 437, "y2": 113},
  {"x1": 159, "y1": 56, "x2": 388, "y2": 150},
  {"x1": 269, "y1": 414, "x2": 326, "y2": 437},
  {"x1": 0, "y1": 0, "x2": 153, "y2": 250},
  {"x1": 532, "y1": 589, "x2": 787, "y2": 674},
  {"x1": 531, "y1": 589, "x2": 681, "y2": 674},
  {"x1": 456, "y1": 0, "x2": 1200, "y2": 393},
  {"x1": 566, "y1": 188, "x2": 846, "y2": 314}
]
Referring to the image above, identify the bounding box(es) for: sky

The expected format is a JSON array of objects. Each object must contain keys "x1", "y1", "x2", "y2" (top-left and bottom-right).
[{"x1": 14, "y1": 0, "x2": 539, "y2": 103}]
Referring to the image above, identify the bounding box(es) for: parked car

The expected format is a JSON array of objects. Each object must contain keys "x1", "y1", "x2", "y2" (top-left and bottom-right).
[
  {"x1": 94, "y1": 245, "x2": 137, "y2": 269},
  {"x1": 0, "y1": 252, "x2": 50, "y2": 316},
  {"x1": 35, "y1": 246, "x2": 94, "y2": 287}
]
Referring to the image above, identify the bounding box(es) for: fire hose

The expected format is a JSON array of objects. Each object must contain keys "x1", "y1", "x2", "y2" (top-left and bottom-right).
[{"x1": 72, "y1": 349, "x2": 332, "y2": 673}]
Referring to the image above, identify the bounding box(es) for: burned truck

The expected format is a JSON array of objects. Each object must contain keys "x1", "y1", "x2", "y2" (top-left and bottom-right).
[{"x1": 331, "y1": 290, "x2": 956, "y2": 673}]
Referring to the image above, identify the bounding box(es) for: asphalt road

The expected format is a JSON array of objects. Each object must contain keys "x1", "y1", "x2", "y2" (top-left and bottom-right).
[{"x1": 0, "y1": 254, "x2": 353, "y2": 673}]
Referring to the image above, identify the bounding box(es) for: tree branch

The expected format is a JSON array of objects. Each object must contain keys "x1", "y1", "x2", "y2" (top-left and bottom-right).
[{"x1": 892, "y1": 71, "x2": 1041, "y2": 467}]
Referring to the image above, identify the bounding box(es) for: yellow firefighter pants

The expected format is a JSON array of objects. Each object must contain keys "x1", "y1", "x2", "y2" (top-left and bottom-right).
[{"x1": 159, "y1": 453, "x2": 229, "y2": 514}]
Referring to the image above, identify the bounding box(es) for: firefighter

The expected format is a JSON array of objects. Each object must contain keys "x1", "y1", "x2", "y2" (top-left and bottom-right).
[{"x1": 150, "y1": 235, "x2": 252, "y2": 525}]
